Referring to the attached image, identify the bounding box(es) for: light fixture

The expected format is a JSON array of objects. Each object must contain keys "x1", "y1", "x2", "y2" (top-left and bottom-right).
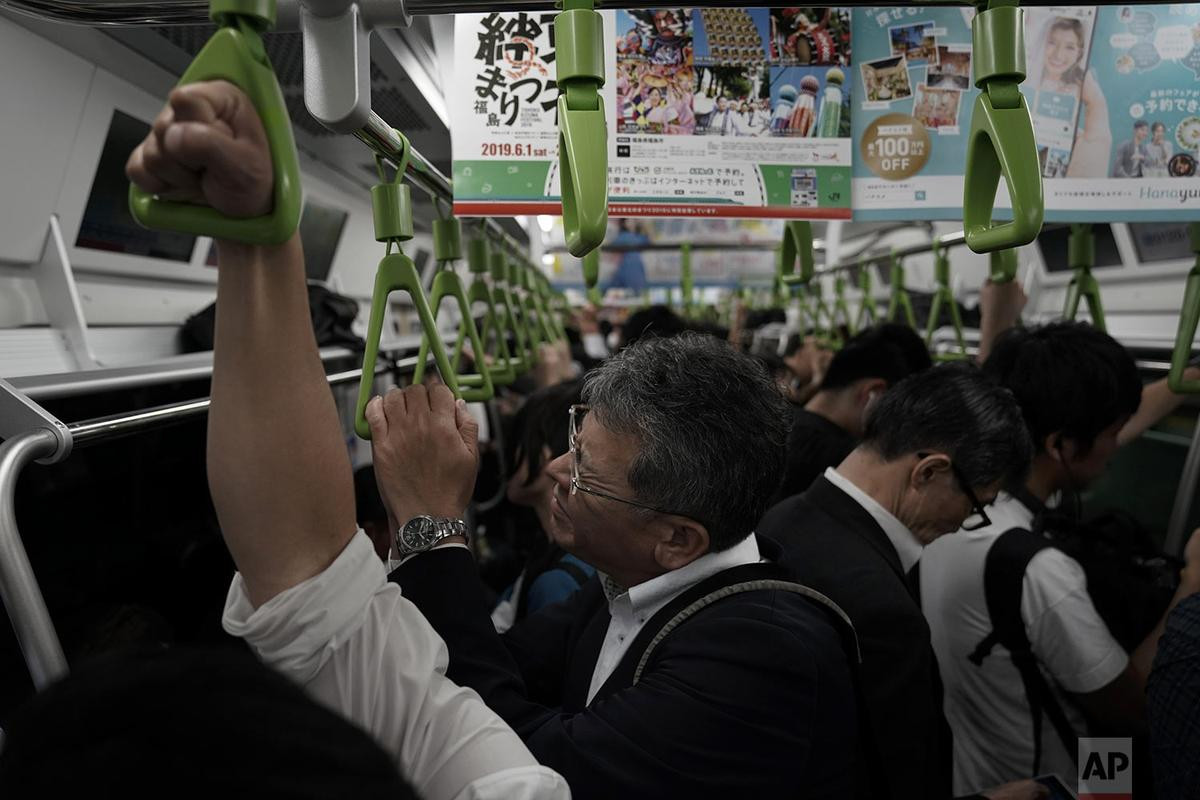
[{"x1": 537, "y1": 215, "x2": 555, "y2": 233}]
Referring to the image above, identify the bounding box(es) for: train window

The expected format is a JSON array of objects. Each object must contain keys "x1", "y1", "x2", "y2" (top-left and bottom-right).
[
  {"x1": 1129, "y1": 222, "x2": 1193, "y2": 265},
  {"x1": 298, "y1": 199, "x2": 348, "y2": 282},
  {"x1": 74, "y1": 110, "x2": 198, "y2": 262},
  {"x1": 201, "y1": 198, "x2": 348, "y2": 281},
  {"x1": 1037, "y1": 224, "x2": 1123, "y2": 273}
]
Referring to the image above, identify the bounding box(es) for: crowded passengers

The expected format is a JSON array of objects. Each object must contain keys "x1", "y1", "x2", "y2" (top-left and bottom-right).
[{"x1": 4, "y1": 80, "x2": 1200, "y2": 800}]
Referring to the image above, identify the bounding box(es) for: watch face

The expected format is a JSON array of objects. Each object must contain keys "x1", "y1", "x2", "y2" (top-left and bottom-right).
[{"x1": 400, "y1": 516, "x2": 438, "y2": 551}]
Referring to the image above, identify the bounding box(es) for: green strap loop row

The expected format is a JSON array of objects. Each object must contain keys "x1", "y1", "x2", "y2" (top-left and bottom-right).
[
  {"x1": 556, "y1": 4, "x2": 608, "y2": 256},
  {"x1": 582, "y1": 249, "x2": 600, "y2": 289},
  {"x1": 492, "y1": 251, "x2": 534, "y2": 372},
  {"x1": 128, "y1": 0, "x2": 301, "y2": 245},
  {"x1": 886, "y1": 252, "x2": 918, "y2": 329},
  {"x1": 1168, "y1": 223, "x2": 1200, "y2": 393},
  {"x1": 1061, "y1": 223, "x2": 1106, "y2": 331},
  {"x1": 963, "y1": 1, "x2": 1043, "y2": 254},
  {"x1": 925, "y1": 241, "x2": 969, "y2": 360},
  {"x1": 833, "y1": 275, "x2": 856, "y2": 336},
  {"x1": 856, "y1": 263, "x2": 878, "y2": 330}
]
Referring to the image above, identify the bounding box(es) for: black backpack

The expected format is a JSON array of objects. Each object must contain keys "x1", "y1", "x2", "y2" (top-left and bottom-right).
[
  {"x1": 970, "y1": 494, "x2": 1182, "y2": 775},
  {"x1": 181, "y1": 283, "x2": 363, "y2": 353}
]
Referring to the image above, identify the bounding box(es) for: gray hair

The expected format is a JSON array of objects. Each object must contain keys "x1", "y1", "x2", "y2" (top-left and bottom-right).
[
  {"x1": 582, "y1": 332, "x2": 791, "y2": 551},
  {"x1": 862, "y1": 362, "x2": 1033, "y2": 489}
]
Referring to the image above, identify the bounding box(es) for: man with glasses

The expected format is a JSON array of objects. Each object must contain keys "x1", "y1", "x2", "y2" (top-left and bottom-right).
[
  {"x1": 384, "y1": 333, "x2": 859, "y2": 798},
  {"x1": 757, "y1": 363, "x2": 1041, "y2": 800},
  {"x1": 922, "y1": 321, "x2": 1200, "y2": 795}
]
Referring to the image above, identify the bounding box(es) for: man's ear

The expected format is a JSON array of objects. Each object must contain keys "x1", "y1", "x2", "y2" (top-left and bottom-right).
[
  {"x1": 652, "y1": 516, "x2": 711, "y2": 572},
  {"x1": 857, "y1": 377, "x2": 888, "y2": 408},
  {"x1": 1043, "y1": 432, "x2": 1066, "y2": 463},
  {"x1": 911, "y1": 452, "x2": 951, "y2": 488}
]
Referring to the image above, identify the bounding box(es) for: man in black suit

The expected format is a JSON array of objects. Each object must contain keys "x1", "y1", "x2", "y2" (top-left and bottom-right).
[
  {"x1": 770, "y1": 323, "x2": 932, "y2": 505},
  {"x1": 758, "y1": 364, "x2": 1045, "y2": 800},
  {"x1": 371, "y1": 333, "x2": 858, "y2": 799}
]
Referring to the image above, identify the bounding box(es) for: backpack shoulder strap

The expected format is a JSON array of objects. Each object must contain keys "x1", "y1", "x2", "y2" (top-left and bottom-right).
[{"x1": 972, "y1": 528, "x2": 1079, "y2": 774}]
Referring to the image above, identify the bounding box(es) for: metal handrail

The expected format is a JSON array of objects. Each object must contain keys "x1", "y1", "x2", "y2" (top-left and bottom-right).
[{"x1": 0, "y1": 352, "x2": 426, "y2": 690}]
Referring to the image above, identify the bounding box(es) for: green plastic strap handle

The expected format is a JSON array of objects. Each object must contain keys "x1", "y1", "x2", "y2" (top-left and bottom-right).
[
  {"x1": 886, "y1": 252, "x2": 917, "y2": 328},
  {"x1": 556, "y1": 2, "x2": 608, "y2": 256},
  {"x1": 509, "y1": 261, "x2": 545, "y2": 349},
  {"x1": 833, "y1": 276, "x2": 856, "y2": 336},
  {"x1": 1168, "y1": 223, "x2": 1200, "y2": 392},
  {"x1": 962, "y1": 1, "x2": 1044, "y2": 254},
  {"x1": 1061, "y1": 223, "x2": 1105, "y2": 330},
  {"x1": 354, "y1": 254, "x2": 461, "y2": 440},
  {"x1": 493, "y1": 252, "x2": 533, "y2": 373},
  {"x1": 780, "y1": 221, "x2": 815, "y2": 281},
  {"x1": 456, "y1": 275, "x2": 517, "y2": 386},
  {"x1": 582, "y1": 249, "x2": 601, "y2": 289},
  {"x1": 925, "y1": 241, "x2": 969, "y2": 360},
  {"x1": 413, "y1": 268, "x2": 495, "y2": 402},
  {"x1": 989, "y1": 247, "x2": 1019, "y2": 283},
  {"x1": 128, "y1": 0, "x2": 301, "y2": 245},
  {"x1": 856, "y1": 263, "x2": 878, "y2": 329}
]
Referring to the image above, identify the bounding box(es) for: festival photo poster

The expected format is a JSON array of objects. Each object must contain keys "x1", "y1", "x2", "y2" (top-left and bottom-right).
[{"x1": 452, "y1": 8, "x2": 854, "y2": 220}]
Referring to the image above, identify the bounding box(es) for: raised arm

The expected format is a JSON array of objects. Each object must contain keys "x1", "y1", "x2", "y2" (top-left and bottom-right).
[
  {"x1": 976, "y1": 277, "x2": 1027, "y2": 365},
  {"x1": 1117, "y1": 366, "x2": 1200, "y2": 447},
  {"x1": 126, "y1": 80, "x2": 356, "y2": 607}
]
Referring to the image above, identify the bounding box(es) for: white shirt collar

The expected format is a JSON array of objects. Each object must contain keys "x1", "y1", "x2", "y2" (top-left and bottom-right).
[
  {"x1": 600, "y1": 533, "x2": 762, "y2": 616},
  {"x1": 824, "y1": 467, "x2": 923, "y2": 573}
]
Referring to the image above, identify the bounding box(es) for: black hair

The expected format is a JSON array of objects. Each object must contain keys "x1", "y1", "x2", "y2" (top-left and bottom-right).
[
  {"x1": 862, "y1": 362, "x2": 1033, "y2": 488},
  {"x1": 584, "y1": 332, "x2": 791, "y2": 551},
  {"x1": 982, "y1": 321, "x2": 1141, "y2": 455},
  {"x1": 819, "y1": 322, "x2": 932, "y2": 391},
  {"x1": 620, "y1": 304, "x2": 688, "y2": 348},
  {"x1": 506, "y1": 378, "x2": 585, "y2": 486},
  {"x1": 0, "y1": 646, "x2": 416, "y2": 798}
]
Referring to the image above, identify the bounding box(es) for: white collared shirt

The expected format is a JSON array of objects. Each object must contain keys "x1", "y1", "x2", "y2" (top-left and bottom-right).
[
  {"x1": 586, "y1": 534, "x2": 762, "y2": 703},
  {"x1": 823, "y1": 466, "x2": 923, "y2": 574},
  {"x1": 224, "y1": 532, "x2": 569, "y2": 800}
]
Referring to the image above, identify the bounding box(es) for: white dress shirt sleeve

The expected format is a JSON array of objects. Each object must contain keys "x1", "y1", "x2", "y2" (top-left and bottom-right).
[{"x1": 223, "y1": 531, "x2": 570, "y2": 800}]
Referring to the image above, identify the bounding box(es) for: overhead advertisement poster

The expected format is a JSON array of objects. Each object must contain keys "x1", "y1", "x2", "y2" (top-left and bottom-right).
[
  {"x1": 451, "y1": 8, "x2": 854, "y2": 220},
  {"x1": 852, "y1": 4, "x2": 1200, "y2": 223}
]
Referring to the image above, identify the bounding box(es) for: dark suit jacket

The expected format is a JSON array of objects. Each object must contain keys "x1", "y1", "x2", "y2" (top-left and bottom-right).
[
  {"x1": 393, "y1": 536, "x2": 857, "y2": 799},
  {"x1": 771, "y1": 408, "x2": 857, "y2": 506},
  {"x1": 758, "y1": 476, "x2": 953, "y2": 800}
]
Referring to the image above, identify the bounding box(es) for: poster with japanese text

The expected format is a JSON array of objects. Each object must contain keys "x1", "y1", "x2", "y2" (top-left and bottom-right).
[
  {"x1": 451, "y1": 9, "x2": 854, "y2": 220},
  {"x1": 852, "y1": 5, "x2": 1200, "y2": 222}
]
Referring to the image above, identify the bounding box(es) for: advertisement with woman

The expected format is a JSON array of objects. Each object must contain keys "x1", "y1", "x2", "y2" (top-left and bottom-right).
[{"x1": 852, "y1": 4, "x2": 1200, "y2": 222}]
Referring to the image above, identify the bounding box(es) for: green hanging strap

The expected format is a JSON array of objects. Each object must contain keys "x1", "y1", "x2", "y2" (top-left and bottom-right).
[
  {"x1": 1062, "y1": 223, "x2": 1106, "y2": 331},
  {"x1": 456, "y1": 234, "x2": 517, "y2": 386},
  {"x1": 1168, "y1": 223, "x2": 1200, "y2": 393},
  {"x1": 556, "y1": 0, "x2": 608, "y2": 256},
  {"x1": 528, "y1": 271, "x2": 562, "y2": 344},
  {"x1": 925, "y1": 240, "x2": 969, "y2": 360},
  {"x1": 492, "y1": 249, "x2": 533, "y2": 374},
  {"x1": 513, "y1": 260, "x2": 550, "y2": 348},
  {"x1": 779, "y1": 221, "x2": 816, "y2": 321},
  {"x1": 886, "y1": 251, "x2": 918, "y2": 328},
  {"x1": 128, "y1": 0, "x2": 301, "y2": 245},
  {"x1": 354, "y1": 139, "x2": 462, "y2": 439},
  {"x1": 856, "y1": 261, "x2": 878, "y2": 330},
  {"x1": 810, "y1": 280, "x2": 841, "y2": 349},
  {"x1": 962, "y1": 0, "x2": 1044, "y2": 254},
  {"x1": 412, "y1": 209, "x2": 495, "y2": 401},
  {"x1": 581, "y1": 248, "x2": 602, "y2": 307},
  {"x1": 833, "y1": 275, "x2": 855, "y2": 336},
  {"x1": 989, "y1": 247, "x2": 1019, "y2": 283}
]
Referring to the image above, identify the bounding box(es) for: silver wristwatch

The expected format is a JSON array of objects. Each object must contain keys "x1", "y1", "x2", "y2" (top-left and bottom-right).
[{"x1": 395, "y1": 515, "x2": 468, "y2": 556}]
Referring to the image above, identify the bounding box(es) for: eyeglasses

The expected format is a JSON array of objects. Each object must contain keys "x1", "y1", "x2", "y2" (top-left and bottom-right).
[
  {"x1": 568, "y1": 404, "x2": 673, "y2": 515},
  {"x1": 918, "y1": 452, "x2": 993, "y2": 531}
]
